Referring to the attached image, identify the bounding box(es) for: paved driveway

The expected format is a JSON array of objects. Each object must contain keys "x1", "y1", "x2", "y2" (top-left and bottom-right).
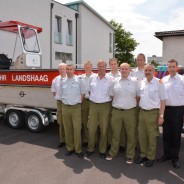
[{"x1": 0, "y1": 118, "x2": 184, "y2": 184}]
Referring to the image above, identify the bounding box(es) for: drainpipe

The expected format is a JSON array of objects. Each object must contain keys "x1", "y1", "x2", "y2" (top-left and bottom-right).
[
  {"x1": 113, "y1": 32, "x2": 115, "y2": 57},
  {"x1": 75, "y1": 13, "x2": 79, "y2": 68},
  {"x1": 50, "y1": 3, "x2": 54, "y2": 69}
]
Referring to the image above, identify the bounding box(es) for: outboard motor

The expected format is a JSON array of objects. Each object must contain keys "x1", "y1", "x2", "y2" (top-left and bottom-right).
[{"x1": 0, "y1": 54, "x2": 12, "y2": 69}]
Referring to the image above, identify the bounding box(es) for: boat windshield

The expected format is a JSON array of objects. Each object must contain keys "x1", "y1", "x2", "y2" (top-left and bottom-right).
[{"x1": 20, "y1": 27, "x2": 40, "y2": 53}]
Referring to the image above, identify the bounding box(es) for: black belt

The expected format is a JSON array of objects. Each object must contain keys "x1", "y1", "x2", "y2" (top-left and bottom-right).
[
  {"x1": 113, "y1": 107, "x2": 136, "y2": 111},
  {"x1": 140, "y1": 108, "x2": 159, "y2": 111},
  {"x1": 166, "y1": 106, "x2": 184, "y2": 108}
]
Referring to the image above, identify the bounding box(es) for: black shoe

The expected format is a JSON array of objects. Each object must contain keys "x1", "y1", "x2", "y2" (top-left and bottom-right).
[
  {"x1": 99, "y1": 153, "x2": 106, "y2": 159},
  {"x1": 157, "y1": 155, "x2": 171, "y2": 162},
  {"x1": 172, "y1": 160, "x2": 180, "y2": 169},
  {"x1": 57, "y1": 142, "x2": 65, "y2": 148},
  {"x1": 82, "y1": 142, "x2": 88, "y2": 147},
  {"x1": 76, "y1": 152, "x2": 84, "y2": 158},
  {"x1": 119, "y1": 146, "x2": 125, "y2": 153},
  {"x1": 84, "y1": 151, "x2": 94, "y2": 157},
  {"x1": 65, "y1": 150, "x2": 74, "y2": 156},
  {"x1": 134, "y1": 157, "x2": 148, "y2": 164},
  {"x1": 144, "y1": 159, "x2": 155, "y2": 167}
]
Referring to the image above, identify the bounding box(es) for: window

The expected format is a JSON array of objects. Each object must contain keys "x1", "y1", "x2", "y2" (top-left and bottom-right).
[
  {"x1": 55, "y1": 52, "x2": 72, "y2": 62},
  {"x1": 109, "y1": 33, "x2": 112, "y2": 53},
  {"x1": 67, "y1": 4, "x2": 79, "y2": 11},
  {"x1": 66, "y1": 20, "x2": 73, "y2": 46},
  {"x1": 20, "y1": 27, "x2": 40, "y2": 53},
  {"x1": 54, "y1": 16, "x2": 62, "y2": 44}
]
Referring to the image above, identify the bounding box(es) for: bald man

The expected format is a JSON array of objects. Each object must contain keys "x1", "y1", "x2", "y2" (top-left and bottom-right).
[
  {"x1": 135, "y1": 64, "x2": 166, "y2": 167},
  {"x1": 51, "y1": 63, "x2": 67, "y2": 148},
  {"x1": 106, "y1": 63, "x2": 139, "y2": 164}
]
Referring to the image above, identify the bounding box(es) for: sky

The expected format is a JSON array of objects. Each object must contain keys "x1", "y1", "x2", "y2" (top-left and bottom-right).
[{"x1": 56, "y1": 0, "x2": 184, "y2": 58}]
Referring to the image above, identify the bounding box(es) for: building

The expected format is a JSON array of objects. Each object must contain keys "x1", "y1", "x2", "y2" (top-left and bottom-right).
[
  {"x1": 147, "y1": 55, "x2": 163, "y2": 65},
  {"x1": 155, "y1": 30, "x2": 184, "y2": 66},
  {"x1": 0, "y1": 0, "x2": 114, "y2": 69}
]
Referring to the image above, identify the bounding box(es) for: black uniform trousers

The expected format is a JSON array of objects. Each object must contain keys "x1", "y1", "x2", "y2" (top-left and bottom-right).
[{"x1": 163, "y1": 106, "x2": 184, "y2": 161}]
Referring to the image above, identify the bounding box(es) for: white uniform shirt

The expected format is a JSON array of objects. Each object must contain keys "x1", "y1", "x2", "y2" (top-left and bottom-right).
[
  {"x1": 51, "y1": 75, "x2": 66, "y2": 100},
  {"x1": 79, "y1": 72, "x2": 95, "y2": 99},
  {"x1": 130, "y1": 67, "x2": 145, "y2": 81},
  {"x1": 110, "y1": 76, "x2": 139, "y2": 109},
  {"x1": 107, "y1": 71, "x2": 121, "y2": 79},
  {"x1": 162, "y1": 73, "x2": 184, "y2": 106},
  {"x1": 60, "y1": 75, "x2": 86, "y2": 105},
  {"x1": 88, "y1": 74, "x2": 113, "y2": 103},
  {"x1": 139, "y1": 77, "x2": 166, "y2": 110}
]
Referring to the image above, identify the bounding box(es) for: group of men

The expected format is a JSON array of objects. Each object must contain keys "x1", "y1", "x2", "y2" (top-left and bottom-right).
[{"x1": 51, "y1": 54, "x2": 184, "y2": 169}]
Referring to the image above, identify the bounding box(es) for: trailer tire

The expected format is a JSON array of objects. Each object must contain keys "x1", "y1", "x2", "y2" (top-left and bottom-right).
[
  {"x1": 26, "y1": 112, "x2": 44, "y2": 133},
  {"x1": 6, "y1": 110, "x2": 25, "y2": 129}
]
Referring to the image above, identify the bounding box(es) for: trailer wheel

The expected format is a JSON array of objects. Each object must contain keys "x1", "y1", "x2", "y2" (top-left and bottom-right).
[
  {"x1": 26, "y1": 112, "x2": 44, "y2": 133},
  {"x1": 6, "y1": 110, "x2": 25, "y2": 129}
]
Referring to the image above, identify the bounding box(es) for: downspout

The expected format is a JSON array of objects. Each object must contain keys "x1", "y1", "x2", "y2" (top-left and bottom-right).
[
  {"x1": 50, "y1": 3, "x2": 54, "y2": 69},
  {"x1": 75, "y1": 13, "x2": 79, "y2": 68},
  {"x1": 113, "y1": 32, "x2": 115, "y2": 57}
]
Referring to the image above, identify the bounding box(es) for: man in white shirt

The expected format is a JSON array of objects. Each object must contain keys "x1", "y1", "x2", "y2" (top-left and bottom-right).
[
  {"x1": 130, "y1": 53, "x2": 145, "y2": 81},
  {"x1": 106, "y1": 63, "x2": 139, "y2": 164},
  {"x1": 60, "y1": 64, "x2": 85, "y2": 158},
  {"x1": 106, "y1": 58, "x2": 122, "y2": 151},
  {"x1": 51, "y1": 63, "x2": 66, "y2": 148},
  {"x1": 130, "y1": 53, "x2": 146, "y2": 151},
  {"x1": 135, "y1": 64, "x2": 166, "y2": 167},
  {"x1": 85, "y1": 60, "x2": 113, "y2": 158},
  {"x1": 157, "y1": 59, "x2": 184, "y2": 169},
  {"x1": 79, "y1": 61, "x2": 95, "y2": 147},
  {"x1": 107, "y1": 58, "x2": 121, "y2": 78}
]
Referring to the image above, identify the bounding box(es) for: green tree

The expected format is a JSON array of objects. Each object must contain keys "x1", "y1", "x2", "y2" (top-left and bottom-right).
[
  {"x1": 151, "y1": 60, "x2": 159, "y2": 67},
  {"x1": 110, "y1": 19, "x2": 138, "y2": 65}
]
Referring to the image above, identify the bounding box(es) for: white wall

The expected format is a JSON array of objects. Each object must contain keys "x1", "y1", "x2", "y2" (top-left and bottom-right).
[
  {"x1": 0, "y1": 0, "x2": 114, "y2": 69},
  {"x1": 52, "y1": 2, "x2": 77, "y2": 68},
  {"x1": 78, "y1": 4, "x2": 114, "y2": 68},
  {"x1": 0, "y1": 0, "x2": 51, "y2": 68},
  {"x1": 0, "y1": 0, "x2": 77, "y2": 69},
  {"x1": 163, "y1": 36, "x2": 184, "y2": 66},
  {"x1": 147, "y1": 56, "x2": 162, "y2": 64}
]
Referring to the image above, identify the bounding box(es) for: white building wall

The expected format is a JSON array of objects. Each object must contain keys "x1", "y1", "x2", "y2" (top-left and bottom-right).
[
  {"x1": 0, "y1": 0, "x2": 114, "y2": 69},
  {"x1": 52, "y1": 1, "x2": 77, "y2": 68},
  {"x1": 0, "y1": 0, "x2": 78, "y2": 69},
  {"x1": 162, "y1": 36, "x2": 184, "y2": 66},
  {"x1": 147, "y1": 56, "x2": 162, "y2": 64},
  {"x1": 0, "y1": 0, "x2": 51, "y2": 68},
  {"x1": 78, "y1": 4, "x2": 114, "y2": 68}
]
